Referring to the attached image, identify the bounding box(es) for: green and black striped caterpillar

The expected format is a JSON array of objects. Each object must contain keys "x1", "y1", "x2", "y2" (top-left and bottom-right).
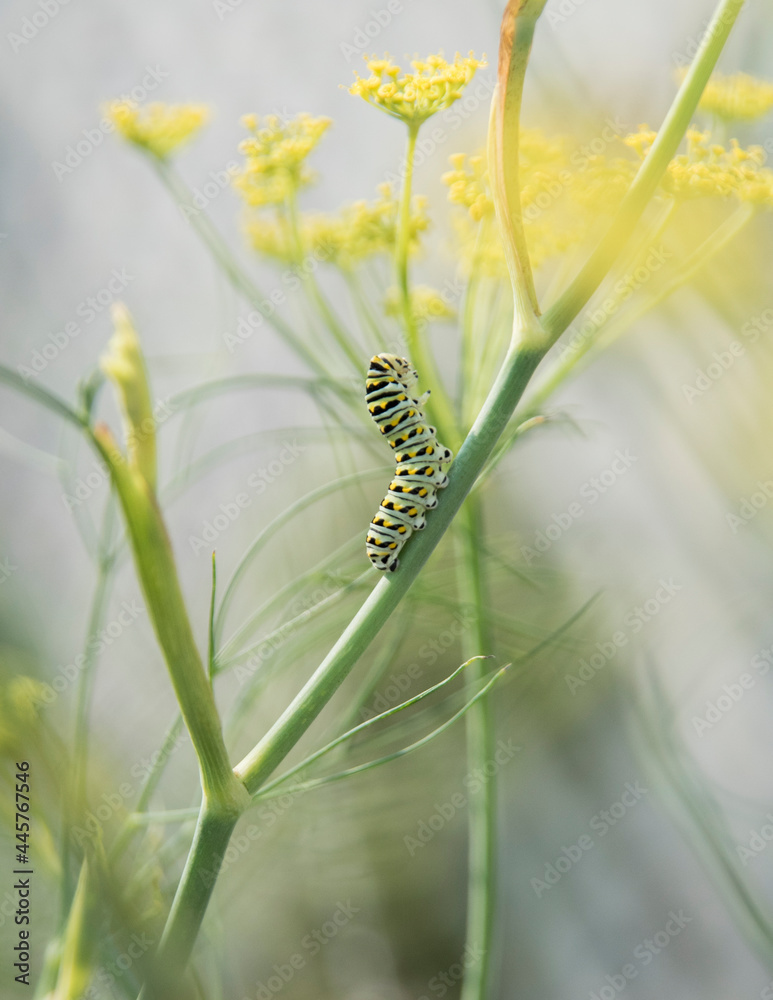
[{"x1": 365, "y1": 353, "x2": 453, "y2": 572}]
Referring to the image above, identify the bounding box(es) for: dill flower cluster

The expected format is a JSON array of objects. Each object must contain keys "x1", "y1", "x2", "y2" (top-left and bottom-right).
[
  {"x1": 694, "y1": 71, "x2": 773, "y2": 122},
  {"x1": 443, "y1": 129, "x2": 635, "y2": 275},
  {"x1": 105, "y1": 101, "x2": 209, "y2": 158},
  {"x1": 233, "y1": 113, "x2": 332, "y2": 207},
  {"x1": 246, "y1": 184, "x2": 429, "y2": 269},
  {"x1": 384, "y1": 285, "x2": 455, "y2": 325},
  {"x1": 443, "y1": 153, "x2": 493, "y2": 221},
  {"x1": 625, "y1": 125, "x2": 773, "y2": 205},
  {"x1": 349, "y1": 52, "x2": 486, "y2": 126}
]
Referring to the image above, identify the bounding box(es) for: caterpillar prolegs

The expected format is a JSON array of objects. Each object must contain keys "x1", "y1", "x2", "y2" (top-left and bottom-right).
[{"x1": 365, "y1": 353, "x2": 453, "y2": 572}]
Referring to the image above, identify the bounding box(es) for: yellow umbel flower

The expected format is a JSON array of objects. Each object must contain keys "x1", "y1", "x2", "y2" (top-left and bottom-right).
[
  {"x1": 349, "y1": 52, "x2": 486, "y2": 126},
  {"x1": 444, "y1": 130, "x2": 634, "y2": 275},
  {"x1": 0, "y1": 673, "x2": 48, "y2": 756},
  {"x1": 625, "y1": 125, "x2": 773, "y2": 205},
  {"x1": 245, "y1": 184, "x2": 429, "y2": 269},
  {"x1": 384, "y1": 285, "x2": 455, "y2": 324},
  {"x1": 233, "y1": 113, "x2": 331, "y2": 207},
  {"x1": 106, "y1": 101, "x2": 208, "y2": 158},
  {"x1": 442, "y1": 153, "x2": 493, "y2": 221},
  {"x1": 692, "y1": 71, "x2": 773, "y2": 122}
]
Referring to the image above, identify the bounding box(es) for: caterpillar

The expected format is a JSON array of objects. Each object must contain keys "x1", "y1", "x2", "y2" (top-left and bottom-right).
[{"x1": 365, "y1": 353, "x2": 453, "y2": 572}]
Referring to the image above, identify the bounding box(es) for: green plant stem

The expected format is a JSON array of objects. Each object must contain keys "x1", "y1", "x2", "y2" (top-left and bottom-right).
[
  {"x1": 541, "y1": 0, "x2": 747, "y2": 343},
  {"x1": 495, "y1": 0, "x2": 547, "y2": 320},
  {"x1": 524, "y1": 202, "x2": 754, "y2": 415},
  {"x1": 396, "y1": 124, "x2": 459, "y2": 448},
  {"x1": 0, "y1": 364, "x2": 87, "y2": 430},
  {"x1": 144, "y1": 803, "x2": 240, "y2": 997},
  {"x1": 89, "y1": 430, "x2": 245, "y2": 813},
  {"x1": 344, "y1": 270, "x2": 390, "y2": 351},
  {"x1": 151, "y1": 159, "x2": 324, "y2": 377},
  {"x1": 285, "y1": 194, "x2": 363, "y2": 371},
  {"x1": 456, "y1": 499, "x2": 497, "y2": 1000}
]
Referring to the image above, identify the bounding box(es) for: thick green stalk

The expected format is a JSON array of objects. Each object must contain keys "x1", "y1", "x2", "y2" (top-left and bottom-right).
[
  {"x1": 495, "y1": 0, "x2": 548, "y2": 321},
  {"x1": 90, "y1": 429, "x2": 245, "y2": 813},
  {"x1": 524, "y1": 202, "x2": 754, "y2": 415},
  {"x1": 456, "y1": 500, "x2": 497, "y2": 1000},
  {"x1": 139, "y1": 803, "x2": 241, "y2": 1000}
]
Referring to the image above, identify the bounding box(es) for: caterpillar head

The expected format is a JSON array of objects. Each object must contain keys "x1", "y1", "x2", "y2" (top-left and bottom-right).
[{"x1": 376, "y1": 353, "x2": 418, "y2": 391}]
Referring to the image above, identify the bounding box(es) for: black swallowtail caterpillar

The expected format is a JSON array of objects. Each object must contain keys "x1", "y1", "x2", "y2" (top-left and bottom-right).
[{"x1": 365, "y1": 353, "x2": 453, "y2": 572}]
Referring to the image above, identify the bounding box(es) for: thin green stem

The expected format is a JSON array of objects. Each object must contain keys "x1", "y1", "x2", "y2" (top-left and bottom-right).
[
  {"x1": 457, "y1": 499, "x2": 497, "y2": 1000},
  {"x1": 343, "y1": 270, "x2": 390, "y2": 351},
  {"x1": 524, "y1": 202, "x2": 754, "y2": 415},
  {"x1": 253, "y1": 667, "x2": 507, "y2": 799},
  {"x1": 0, "y1": 364, "x2": 87, "y2": 429},
  {"x1": 396, "y1": 123, "x2": 459, "y2": 448},
  {"x1": 151, "y1": 159, "x2": 325, "y2": 377},
  {"x1": 285, "y1": 193, "x2": 363, "y2": 371},
  {"x1": 253, "y1": 657, "x2": 483, "y2": 800},
  {"x1": 541, "y1": 0, "x2": 747, "y2": 342}
]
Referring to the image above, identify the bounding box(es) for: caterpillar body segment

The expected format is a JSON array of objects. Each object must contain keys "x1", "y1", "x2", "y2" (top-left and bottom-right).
[{"x1": 365, "y1": 353, "x2": 453, "y2": 572}]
